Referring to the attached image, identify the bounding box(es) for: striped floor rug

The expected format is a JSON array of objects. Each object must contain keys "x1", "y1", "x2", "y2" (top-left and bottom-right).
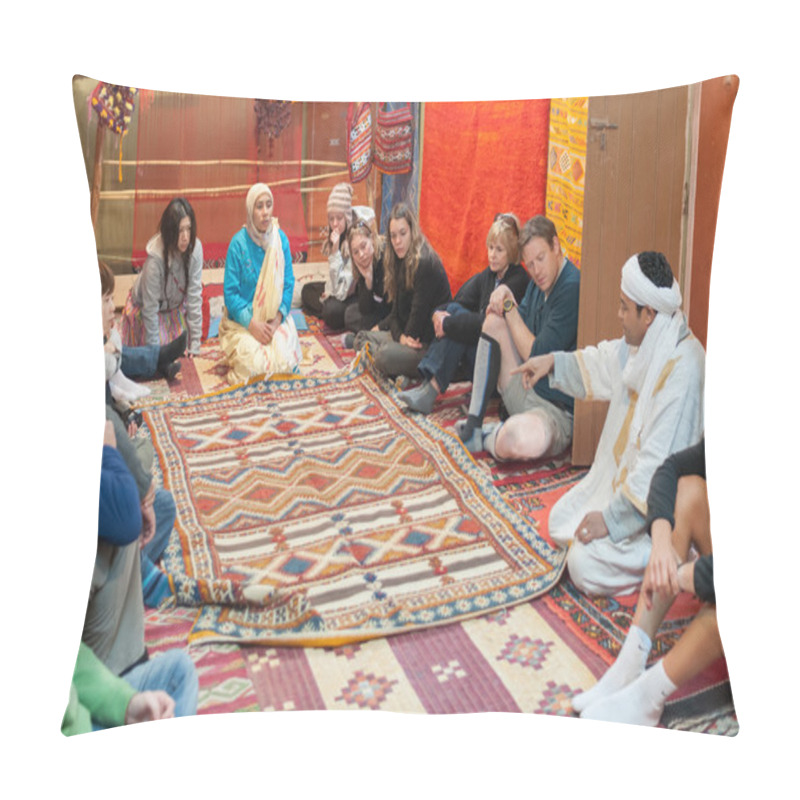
[
  {"x1": 136, "y1": 319, "x2": 736, "y2": 733},
  {"x1": 145, "y1": 357, "x2": 568, "y2": 645}
]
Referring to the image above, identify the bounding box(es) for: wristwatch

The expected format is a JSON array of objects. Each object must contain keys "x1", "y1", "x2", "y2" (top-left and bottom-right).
[{"x1": 502, "y1": 297, "x2": 516, "y2": 316}]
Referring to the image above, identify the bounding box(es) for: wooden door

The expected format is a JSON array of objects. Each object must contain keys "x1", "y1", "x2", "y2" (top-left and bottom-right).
[{"x1": 572, "y1": 86, "x2": 689, "y2": 465}]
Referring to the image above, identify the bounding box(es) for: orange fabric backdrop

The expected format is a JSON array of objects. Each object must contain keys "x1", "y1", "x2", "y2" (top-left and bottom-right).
[{"x1": 419, "y1": 100, "x2": 550, "y2": 293}]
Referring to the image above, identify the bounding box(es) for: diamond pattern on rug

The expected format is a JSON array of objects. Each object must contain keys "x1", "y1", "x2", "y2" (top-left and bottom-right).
[
  {"x1": 335, "y1": 670, "x2": 398, "y2": 710},
  {"x1": 536, "y1": 681, "x2": 578, "y2": 716},
  {"x1": 146, "y1": 359, "x2": 567, "y2": 645},
  {"x1": 497, "y1": 634, "x2": 553, "y2": 669}
]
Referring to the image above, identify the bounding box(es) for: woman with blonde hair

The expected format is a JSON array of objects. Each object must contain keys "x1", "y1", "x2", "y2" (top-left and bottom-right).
[
  {"x1": 353, "y1": 202, "x2": 450, "y2": 378},
  {"x1": 343, "y1": 208, "x2": 390, "y2": 335},
  {"x1": 219, "y1": 183, "x2": 301, "y2": 384},
  {"x1": 398, "y1": 213, "x2": 529, "y2": 414}
]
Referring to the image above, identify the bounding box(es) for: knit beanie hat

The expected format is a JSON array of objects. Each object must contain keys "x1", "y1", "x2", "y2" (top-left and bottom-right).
[{"x1": 327, "y1": 183, "x2": 354, "y2": 223}]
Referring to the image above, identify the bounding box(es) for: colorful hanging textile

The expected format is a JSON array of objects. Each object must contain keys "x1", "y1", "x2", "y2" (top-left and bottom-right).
[
  {"x1": 91, "y1": 82, "x2": 138, "y2": 182},
  {"x1": 254, "y1": 99, "x2": 293, "y2": 140},
  {"x1": 419, "y1": 100, "x2": 550, "y2": 293},
  {"x1": 91, "y1": 82, "x2": 137, "y2": 136},
  {"x1": 545, "y1": 98, "x2": 588, "y2": 268},
  {"x1": 347, "y1": 102, "x2": 373, "y2": 183},
  {"x1": 374, "y1": 103, "x2": 414, "y2": 174}
]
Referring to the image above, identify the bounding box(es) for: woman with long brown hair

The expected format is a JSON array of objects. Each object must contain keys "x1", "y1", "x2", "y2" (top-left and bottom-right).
[{"x1": 353, "y1": 202, "x2": 451, "y2": 378}]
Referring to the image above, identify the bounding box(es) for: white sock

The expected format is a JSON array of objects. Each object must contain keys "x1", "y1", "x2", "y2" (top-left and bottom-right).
[
  {"x1": 571, "y1": 625, "x2": 651, "y2": 713},
  {"x1": 580, "y1": 660, "x2": 677, "y2": 727},
  {"x1": 110, "y1": 370, "x2": 151, "y2": 400}
]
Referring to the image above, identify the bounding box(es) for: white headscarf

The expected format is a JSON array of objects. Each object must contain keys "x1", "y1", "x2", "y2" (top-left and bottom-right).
[
  {"x1": 245, "y1": 183, "x2": 275, "y2": 248},
  {"x1": 620, "y1": 254, "x2": 687, "y2": 444},
  {"x1": 621, "y1": 254, "x2": 682, "y2": 313}
]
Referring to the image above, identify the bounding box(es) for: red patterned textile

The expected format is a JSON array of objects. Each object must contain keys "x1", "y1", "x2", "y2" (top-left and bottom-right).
[
  {"x1": 347, "y1": 102, "x2": 373, "y2": 183},
  {"x1": 374, "y1": 103, "x2": 414, "y2": 175},
  {"x1": 419, "y1": 100, "x2": 550, "y2": 293}
]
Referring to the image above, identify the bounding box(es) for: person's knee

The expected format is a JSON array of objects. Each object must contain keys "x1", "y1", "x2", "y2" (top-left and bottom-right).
[
  {"x1": 322, "y1": 302, "x2": 344, "y2": 331},
  {"x1": 300, "y1": 282, "x2": 315, "y2": 305},
  {"x1": 482, "y1": 313, "x2": 506, "y2": 337},
  {"x1": 373, "y1": 346, "x2": 394, "y2": 376},
  {"x1": 343, "y1": 303, "x2": 361, "y2": 333},
  {"x1": 567, "y1": 543, "x2": 614, "y2": 597},
  {"x1": 496, "y1": 415, "x2": 552, "y2": 460}
]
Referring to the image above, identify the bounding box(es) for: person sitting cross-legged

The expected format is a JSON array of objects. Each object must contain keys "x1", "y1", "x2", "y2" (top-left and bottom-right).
[
  {"x1": 511, "y1": 251, "x2": 705, "y2": 597},
  {"x1": 456, "y1": 214, "x2": 580, "y2": 462},
  {"x1": 62, "y1": 641, "x2": 176, "y2": 735},
  {"x1": 573, "y1": 439, "x2": 724, "y2": 727},
  {"x1": 81, "y1": 420, "x2": 198, "y2": 719},
  {"x1": 397, "y1": 213, "x2": 529, "y2": 416}
]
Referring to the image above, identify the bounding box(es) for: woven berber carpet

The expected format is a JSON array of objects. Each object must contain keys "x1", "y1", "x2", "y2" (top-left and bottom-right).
[{"x1": 145, "y1": 357, "x2": 568, "y2": 645}]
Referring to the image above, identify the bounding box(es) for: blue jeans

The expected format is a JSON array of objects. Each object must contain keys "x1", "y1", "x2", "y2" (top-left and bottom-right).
[
  {"x1": 142, "y1": 489, "x2": 175, "y2": 563},
  {"x1": 121, "y1": 344, "x2": 160, "y2": 380},
  {"x1": 140, "y1": 488, "x2": 175, "y2": 577},
  {"x1": 122, "y1": 650, "x2": 199, "y2": 717},
  {"x1": 417, "y1": 303, "x2": 478, "y2": 392}
]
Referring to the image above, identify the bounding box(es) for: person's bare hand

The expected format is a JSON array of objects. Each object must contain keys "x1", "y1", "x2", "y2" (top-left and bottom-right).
[
  {"x1": 642, "y1": 518, "x2": 681, "y2": 609},
  {"x1": 264, "y1": 313, "x2": 283, "y2": 342},
  {"x1": 248, "y1": 319, "x2": 272, "y2": 345},
  {"x1": 125, "y1": 690, "x2": 175, "y2": 724},
  {"x1": 400, "y1": 334, "x2": 423, "y2": 349},
  {"x1": 487, "y1": 285, "x2": 513, "y2": 316},
  {"x1": 510, "y1": 353, "x2": 555, "y2": 390},
  {"x1": 432, "y1": 310, "x2": 450, "y2": 339},
  {"x1": 573, "y1": 511, "x2": 608, "y2": 544}
]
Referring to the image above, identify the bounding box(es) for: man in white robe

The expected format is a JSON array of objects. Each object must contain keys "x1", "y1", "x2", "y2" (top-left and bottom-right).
[{"x1": 510, "y1": 251, "x2": 704, "y2": 596}]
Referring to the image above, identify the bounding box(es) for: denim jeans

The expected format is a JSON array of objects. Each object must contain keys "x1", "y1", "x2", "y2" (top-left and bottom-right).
[
  {"x1": 417, "y1": 303, "x2": 478, "y2": 391},
  {"x1": 140, "y1": 488, "x2": 175, "y2": 581},
  {"x1": 142, "y1": 489, "x2": 175, "y2": 563},
  {"x1": 121, "y1": 649, "x2": 199, "y2": 717},
  {"x1": 120, "y1": 344, "x2": 160, "y2": 380}
]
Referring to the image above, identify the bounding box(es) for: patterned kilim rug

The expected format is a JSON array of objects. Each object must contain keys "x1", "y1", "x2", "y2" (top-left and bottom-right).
[
  {"x1": 145, "y1": 357, "x2": 568, "y2": 645},
  {"x1": 132, "y1": 322, "x2": 736, "y2": 732}
]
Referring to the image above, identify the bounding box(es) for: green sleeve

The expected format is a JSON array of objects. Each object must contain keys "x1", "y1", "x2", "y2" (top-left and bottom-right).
[{"x1": 66, "y1": 643, "x2": 136, "y2": 733}]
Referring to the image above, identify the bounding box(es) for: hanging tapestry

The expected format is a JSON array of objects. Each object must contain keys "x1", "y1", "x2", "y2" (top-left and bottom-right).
[
  {"x1": 545, "y1": 98, "x2": 588, "y2": 268},
  {"x1": 374, "y1": 103, "x2": 414, "y2": 175},
  {"x1": 347, "y1": 102, "x2": 373, "y2": 183}
]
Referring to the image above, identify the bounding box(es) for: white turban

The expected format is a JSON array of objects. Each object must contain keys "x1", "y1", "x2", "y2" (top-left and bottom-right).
[
  {"x1": 620, "y1": 254, "x2": 682, "y2": 314},
  {"x1": 620, "y1": 253, "x2": 688, "y2": 449}
]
